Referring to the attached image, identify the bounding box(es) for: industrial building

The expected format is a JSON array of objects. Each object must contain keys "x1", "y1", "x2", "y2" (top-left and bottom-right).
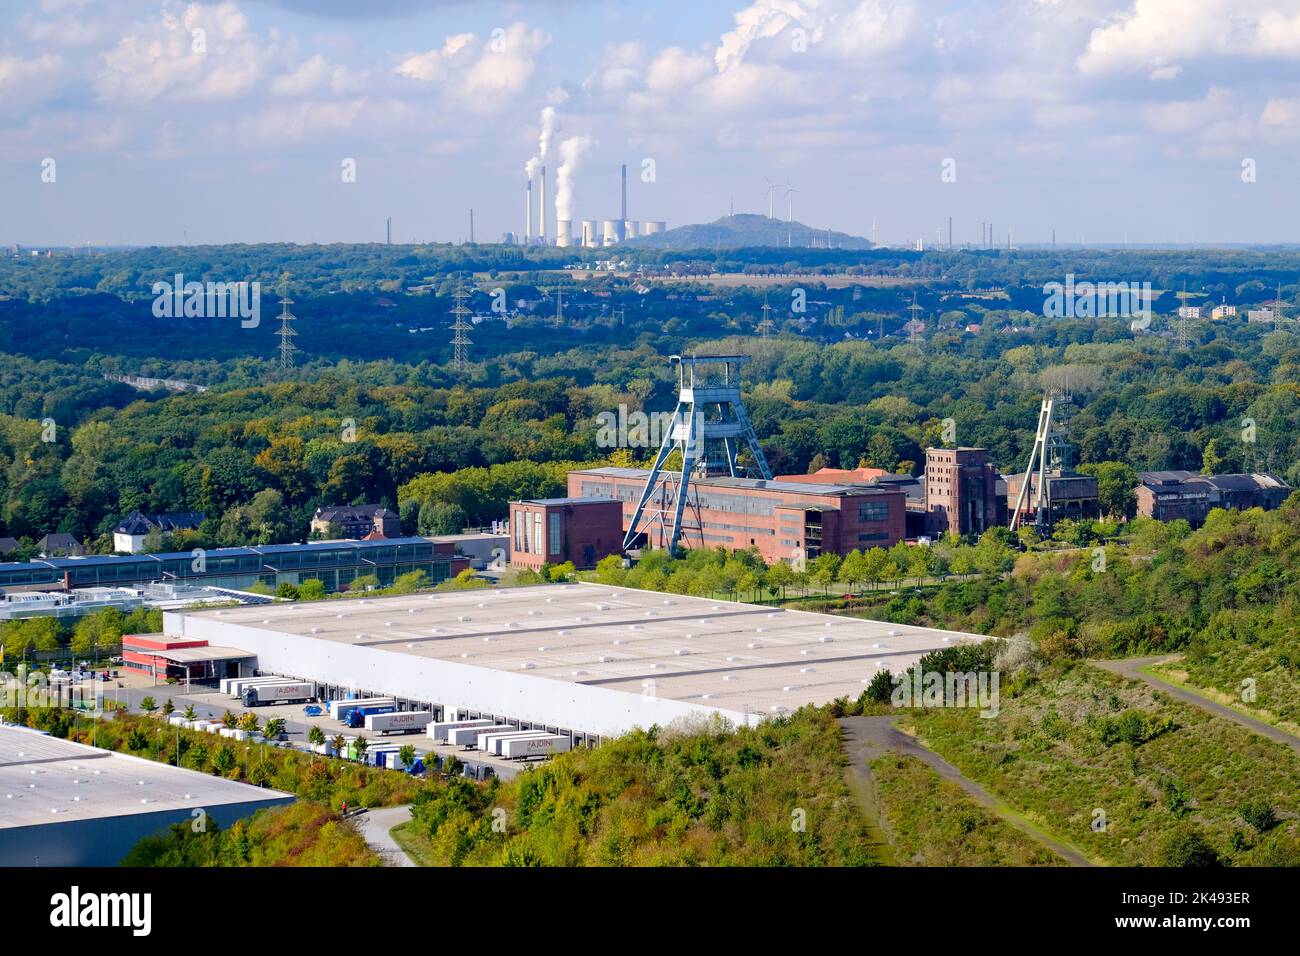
[
  {"x1": 0, "y1": 724, "x2": 293, "y2": 866},
  {"x1": 507, "y1": 498, "x2": 623, "y2": 571},
  {"x1": 166, "y1": 583, "x2": 986, "y2": 739},
  {"x1": 1006, "y1": 471, "x2": 1099, "y2": 526},
  {"x1": 122, "y1": 634, "x2": 256, "y2": 683},
  {"x1": 924, "y1": 447, "x2": 1006, "y2": 536},
  {"x1": 568, "y1": 467, "x2": 906, "y2": 563},
  {"x1": 1135, "y1": 471, "x2": 1290, "y2": 526},
  {"x1": 0, "y1": 537, "x2": 467, "y2": 595}
]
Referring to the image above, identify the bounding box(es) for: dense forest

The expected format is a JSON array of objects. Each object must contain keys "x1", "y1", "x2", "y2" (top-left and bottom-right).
[{"x1": 2, "y1": 244, "x2": 1299, "y2": 551}]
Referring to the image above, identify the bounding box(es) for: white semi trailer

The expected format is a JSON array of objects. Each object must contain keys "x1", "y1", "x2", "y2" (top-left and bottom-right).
[
  {"x1": 242, "y1": 681, "x2": 315, "y2": 706},
  {"x1": 477, "y1": 730, "x2": 552, "y2": 755},
  {"x1": 426, "y1": 719, "x2": 496, "y2": 743},
  {"x1": 446, "y1": 723, "x2": 515, "y2": 747},
  {"x1": 226, "y1": 676, "x2": 291, "y2": 697},
  {"x1": 365, "y1": 711, "x2": 433, "y2": 735},
  {"x1": 501, "y1": 734, "x2": 572, "y2": 759}
]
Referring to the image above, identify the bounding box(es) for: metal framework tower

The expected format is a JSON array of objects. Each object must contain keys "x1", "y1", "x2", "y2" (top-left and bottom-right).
[
  {"x1": 623, "y1": 355, "x2": 772, "y2": 556},
  {"x1": 276, "y1": 279, "x2": 298, "y2": 370},
  {"x1": 756, "y1": 297, "x2": 775, "y2": 337},
  {"x1": 1009, "y1": 389, "x2": 1074, "y2": 533},
  {"x1": 449, "y1": 282, "x2": 473, "y2": 369}
]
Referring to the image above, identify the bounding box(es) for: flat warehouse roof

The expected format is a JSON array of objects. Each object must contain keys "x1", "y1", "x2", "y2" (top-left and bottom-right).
[
  {"x1": 0, "y1": 725, "x2": 292, "y2": 830},
  {"x1": 182, "y1": 583, "x2": 986, "y2": 718}
]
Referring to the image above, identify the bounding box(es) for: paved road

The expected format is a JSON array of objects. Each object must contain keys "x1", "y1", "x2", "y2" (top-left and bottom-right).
[
  {"x1": 353, "y1": 805, "x2": 416, "y2": 867},
  {"x1": 1093, "y1": 656, "x2": 1300, "y2": 754},
  {"x1": 840, "y1": 716, "x2": 1094, "y2": 867}
]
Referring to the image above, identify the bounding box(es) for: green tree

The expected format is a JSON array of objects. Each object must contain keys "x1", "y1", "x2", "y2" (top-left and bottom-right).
[
  {"x1": 1078, "y1": 461, "x2": 1138, "y2": 520},
  {"x1": 298, "y1": 578, "x2": 327, "y2": 601},
  {"x1": 140, "y1": 696, "x2": 157, "y2": 714},
  {"x1": 308, "y1": 725, "x2": 326, "y2": 747},
  {"x1": 765, "y1": 560, "x2": 794, "y2": 599}
]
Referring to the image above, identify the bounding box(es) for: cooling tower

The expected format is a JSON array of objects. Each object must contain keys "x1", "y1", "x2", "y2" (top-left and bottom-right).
[
  {"x1": 624, "y1": 220, "x2": 639, "y2": 239},
  {"x1": 556, "y1": 218, "x2": 573, "y2": 247},
  {"x1": 642, "y1": 220, "x2": 667, "y2": 236},
  {"x1": 581, "y1": 220, "x2": 599, "y2": 248},
  {"x1": 602, "y1": 219, "x2": 621, "y2": 246}
]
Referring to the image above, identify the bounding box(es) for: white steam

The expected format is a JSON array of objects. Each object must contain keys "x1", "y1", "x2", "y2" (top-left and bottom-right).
[{"x1": 554, "y1": 134, "x2": 592, "y2": 222}]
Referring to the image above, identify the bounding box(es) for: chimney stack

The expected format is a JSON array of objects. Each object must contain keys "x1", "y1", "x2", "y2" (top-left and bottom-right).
[
  {"x1": 539, "y1": 165, "x2": 547, "y2": 245},
  {"x1": 525, "y1": 178, "x2": 533, "y2": 244}
]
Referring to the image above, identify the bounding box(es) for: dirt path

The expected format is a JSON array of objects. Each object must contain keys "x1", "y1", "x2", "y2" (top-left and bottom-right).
[
  {"x1": 840, "y1": 716, "x2": 1095, "y2": 867},
  {"x1": 1093, "y1": 656, "x2": 1300, "y2": 755},
  {"x1": 353, "y1": 805, "x2": 416, "y2": 867}
]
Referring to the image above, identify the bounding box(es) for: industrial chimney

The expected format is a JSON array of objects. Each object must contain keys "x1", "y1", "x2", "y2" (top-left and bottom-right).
[
  {"x1": 539, "y1": 165, "x2": 547, "y2": 245},
  {"x1": 618, "y1": 163, "x2": 628, "y2": 242},
  {"x1": 525, "y1": 178, "x2": 532, "y2": 244}
]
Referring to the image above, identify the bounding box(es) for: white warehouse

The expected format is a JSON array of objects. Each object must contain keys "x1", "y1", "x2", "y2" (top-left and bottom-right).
[{"x1": 167, "y1": 583, "x2": 983, "y2": 739}]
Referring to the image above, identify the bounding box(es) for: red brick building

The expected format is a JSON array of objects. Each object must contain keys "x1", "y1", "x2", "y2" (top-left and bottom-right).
[
  {"x1": 568, "y1": 467, "x2": 906, "y2": 563},
  {"x1": 508, "y1": 498, "x2": 624, "y2": 571},
  {"x1": 924, "y1": 447, "x2": 1004, "y2": 536}
]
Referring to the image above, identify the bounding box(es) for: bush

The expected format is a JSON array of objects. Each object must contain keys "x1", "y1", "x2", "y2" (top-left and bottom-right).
[
  {"x1": 865, "y1": 668, "x2": 895, "y2": 704},
  {"x1": 1159, "y1": 827, "x2": 1221, "y2": 867},
  {"x1": 1237, "y1": 802, "x2": 1279, "y2": 833}
]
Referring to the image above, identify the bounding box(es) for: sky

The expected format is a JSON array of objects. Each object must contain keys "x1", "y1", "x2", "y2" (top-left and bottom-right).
[{"x1": 4, "y1": 0, "x2": 1300, "y2": 247}]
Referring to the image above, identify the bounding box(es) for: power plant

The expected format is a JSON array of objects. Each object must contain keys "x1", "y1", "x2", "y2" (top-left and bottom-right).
[{"x1": 522, "y1": 148, "x2": 665, "y2": 247}]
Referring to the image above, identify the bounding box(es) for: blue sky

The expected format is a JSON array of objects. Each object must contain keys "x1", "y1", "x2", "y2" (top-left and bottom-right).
[{"x1": 4, "y1": 0, "x2": 1300, "y2": 247}]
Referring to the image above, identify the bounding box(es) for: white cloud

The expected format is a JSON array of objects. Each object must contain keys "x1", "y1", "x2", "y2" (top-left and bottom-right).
[
  {"x1": 270, "y1": 53, "x2": 364, "y2": 96},
  {"x1": 394, "y1": 22, "x2": 550, "y2": 111},
  {"x1": 1080, "y1": 0, "x2": 1300, "y2": 75},
  {"x1": 0, "y1": 53, "x2": 65, "y2": 107},
  {"x1": 94, "y1": 2, "x2": 274, "y2": 105}
]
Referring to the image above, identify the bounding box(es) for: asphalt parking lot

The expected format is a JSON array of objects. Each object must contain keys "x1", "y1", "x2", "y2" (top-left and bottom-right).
[{"x1": 100, "y1": 673, "x2": 524, "y2": 780}]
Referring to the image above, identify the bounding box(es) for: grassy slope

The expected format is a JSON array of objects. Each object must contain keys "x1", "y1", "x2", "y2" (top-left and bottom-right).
[
  {"x1": 869, "y1": 753, "x2": 1064, "y2": 866},
  {"x1": 906, "y1": 663, "x2": 1300, "y2": 866},
  {"x1": 403, "y1": 709, "x2": 881, "y2": 866},
  {"x1": 121, "y1": 801, "x2": 381, "y2": 867}
]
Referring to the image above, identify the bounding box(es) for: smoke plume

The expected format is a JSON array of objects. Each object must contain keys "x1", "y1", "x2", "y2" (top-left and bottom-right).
[{"x1": 554, "y1": 134, "x2": 592, "y2": 222}]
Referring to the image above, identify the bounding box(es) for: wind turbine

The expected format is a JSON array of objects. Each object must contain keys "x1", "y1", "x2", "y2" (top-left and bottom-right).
[
  {"x1": 764, "y1": 177, "x2": 781, "y2": 219},
  {"x1": 784, "y1": 185, "x2": 799, "y2": 223}
]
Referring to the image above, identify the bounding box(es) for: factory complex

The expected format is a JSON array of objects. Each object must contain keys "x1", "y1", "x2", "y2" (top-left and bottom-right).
[{"x1": 167, "y1": 583, "x2": 985, "y2": 740}]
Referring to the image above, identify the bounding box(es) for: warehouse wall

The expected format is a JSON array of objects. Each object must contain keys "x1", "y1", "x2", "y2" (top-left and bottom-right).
[
  {"x1": 0, "y1": 796, "x2": 293, "y2": 867},
  {"x1": 168, "y1": 613, "x2": 756, "y2": 737}
]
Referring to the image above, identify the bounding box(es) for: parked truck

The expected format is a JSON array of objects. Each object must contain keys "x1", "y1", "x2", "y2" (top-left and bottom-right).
[
  {"x1": 501, "y1": 734, "x2": 572, "y2": 759},
  {"x1": 446, "y1": 723, "x2": 516, "y2": 747},
  {"x1": 242, "y1": 681, "x2": 315, "y2": 706},
  {"x1": 345, "y1": 702, "x2": 399, "y2": 728},
  {"x1": 330, "y1": 697, "x2": 396, "y2": 722},
  {"x1": 477, "y1": 729, "x2": 551, "y2": 755},
  {"x1": 364, "y1": 711, "x2": 433, "y2": 735},
  {"x1": 227, "y1": 676, "x2": 291, "y2": 698},
  {"x1": 426, "y1": 718, "x2": 496, "y2": 743}
]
